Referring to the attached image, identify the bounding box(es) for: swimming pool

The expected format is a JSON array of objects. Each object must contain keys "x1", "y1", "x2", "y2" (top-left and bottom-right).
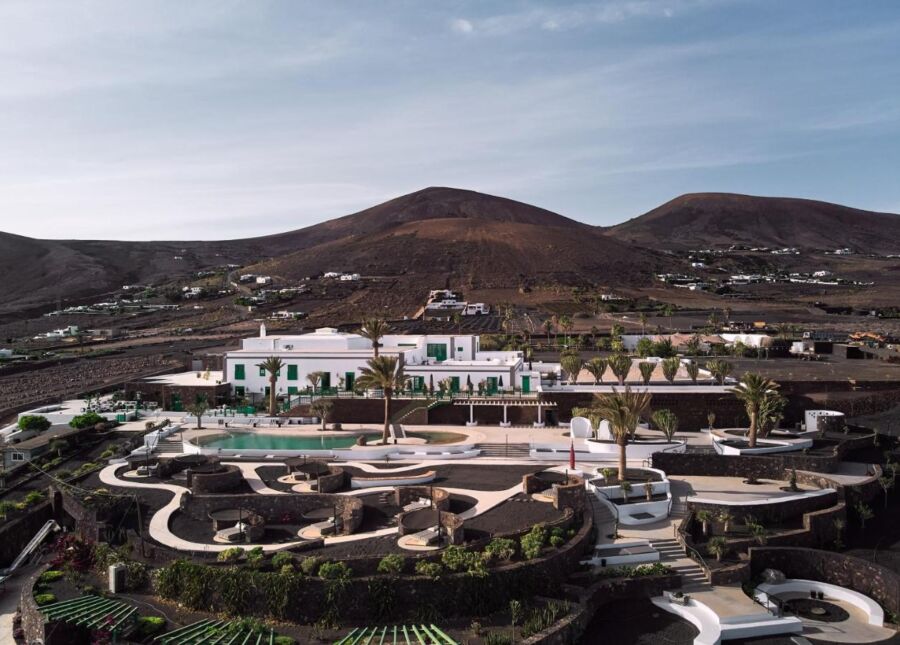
[{"x1": 197, "y1": 433, "x2": 378, "y2": 451}]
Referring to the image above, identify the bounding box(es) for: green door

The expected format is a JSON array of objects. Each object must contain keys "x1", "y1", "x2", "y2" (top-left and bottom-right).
[
  {"x1": 486, "y1": 377, "x2": 498, "y2": 394},
  {"x1": 450, "y1": 376, "x2": 460, "y2": 392},
  {"x1": 321, "y1": 373, "x2": 331, "y2": 390},
  {"x1": 345, "y1": 372, "x2": 355, "y2": 391},
  {"x1": 521, "y1": 375, "x2": 531, "y2": 394},
  {"x1": 427, "y1": 343, "x2": 448, "y2": 362},
  {"x1": 171, "y1": 394, "x2": 182, "y2": 411}
]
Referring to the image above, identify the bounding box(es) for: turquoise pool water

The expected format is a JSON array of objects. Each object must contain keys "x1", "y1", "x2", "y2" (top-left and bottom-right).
[{"x1": 198, "y1": 433, "x2": 377, "y2": 451}]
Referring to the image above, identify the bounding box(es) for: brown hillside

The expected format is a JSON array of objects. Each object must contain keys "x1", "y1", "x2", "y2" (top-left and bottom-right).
[{"x1": 607, "y1": 193, "x2": 900, "y2": 253}]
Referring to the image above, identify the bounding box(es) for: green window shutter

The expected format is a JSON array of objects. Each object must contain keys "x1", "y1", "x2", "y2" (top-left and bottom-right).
[
  {"x1": 427, "y1": 343, "x2": 448, "y2": 361},
  {"x1": 288, "y1": 386, "x2": 298, "y2": 395},
  {"x1": 234, "y1": 386, "x2": 245, "y2": 397},
  {"x1": 259, "y1": 366, "x2": 266, "y2": 377},
  {"x1": 287, "y1": 365, "x2": 298, "y2": 380},
  {"x1": 234, "y1": 364, "x2": 245, "y2": 380}
]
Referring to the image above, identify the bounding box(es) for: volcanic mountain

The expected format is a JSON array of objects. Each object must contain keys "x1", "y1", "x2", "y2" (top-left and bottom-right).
[
  {"x1": 247, "y1": 187, "x2": 664, "y2": 289},
  {"x1": 607, "y1": 192, "x2": 900, "y2": 253}
]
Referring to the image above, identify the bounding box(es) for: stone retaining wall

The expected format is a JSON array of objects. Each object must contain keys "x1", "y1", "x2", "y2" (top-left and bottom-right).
[
  {"x1": 181, "y1": 491, "x2": 363, "y2": 536},
  {"x1": 395, "y1": 485, "x2": 450, "y2": 512},
  {"x1": 0, "y1": 499, "x2": 54, "y2": 568},
  {"x1": 189, "y1": 464, "x2": 244, "y2": 494},
  {"x1": 652, "y1": 450, "x2": 840, "y2": 478}
]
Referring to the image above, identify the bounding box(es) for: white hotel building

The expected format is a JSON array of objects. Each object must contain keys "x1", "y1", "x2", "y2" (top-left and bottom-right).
[{"x1": 223, "y1": 326, "x2": 538, "y2": 399}]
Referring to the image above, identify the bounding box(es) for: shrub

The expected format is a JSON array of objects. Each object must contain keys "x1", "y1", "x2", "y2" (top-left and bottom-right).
[
  {"x1": 318, "y1": 561, "x2": 351, "y2": 580},
  {"x1": 69, "y1": 412, "x2": 105, "y2": 429},
  {"x1": 24, "y1": 490, "x2": 46, "y2": 506},
  {"x1": 483, "y1": 633, "x2": 514, "y2": 645},
  {"x1": 441, "y1": 546, "x2": 487, "y2": 577},
  {"x1": 415, "y1": 560, "x2": 443, "y2": 580},
  {"x1": 0, "y1": 500, "x2": 17, "y2": 518},
  {"x1": 520, "y1": 524, "x2": 548, "y2": 560},
  {"x1": 99, "y1": 448, "x2": 116, "y2": 459},
  {"x1": 483, "y1": 538, "x2": 516, "y2": 561},
  {"x1": 377, "y1": 554, "x2": 404, "y2": 574},
  {"x1": 136, "y1": 616, "x2": 166, "y2": 637},
  {"x1": 273, "y1": 637, "x2": 295, "y2": 645},
  {"x1": 271, "y1": 552, "x2": 295, "y2": 571},
  {"x1": 34, "y1": 593, "x2": 56, "y2": 606},
  {"x1": 593, "y1": 562, "x2": 672, "y2": 579},
  {"x1": 300, "y1": 556, "x2": 321, "y2": 576},
  {"x1": 39, "y1": 570, "x2": 64, "y2": 584},
  {"x1": 18, "y1": 415, "x2": 51, "y2": 432},
  {"x1": 217, "y1": 547, "x2": 244, "y2": 563},
  {"x1": 549, "y1": 535, "x2": 564, "y2": 548},
  {"x1": 521, "y1": 600, "x2": 571, "y2": 638},
  {"x1": 245, "y1": 546, "x2": 265, "y2": 569}
]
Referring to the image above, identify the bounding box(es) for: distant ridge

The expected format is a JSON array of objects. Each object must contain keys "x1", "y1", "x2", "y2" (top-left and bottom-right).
[{"x1": 606, "y1": 192, "x2": 900, "y2": 252}]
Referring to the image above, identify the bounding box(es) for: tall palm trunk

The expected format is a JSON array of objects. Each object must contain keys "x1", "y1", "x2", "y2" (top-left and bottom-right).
[
  {"x1": 268, "y1": 375, "x2": 277, "y2": 416},
  {"x1": 383, "y1": 391, "x2": 391, "y2": 443},
  {"x1": 618, "y1": 438, "x2": 627, "y2": 482},
  {"x1": 748, "y1": 411, "x2": 758, "y2": 448}
]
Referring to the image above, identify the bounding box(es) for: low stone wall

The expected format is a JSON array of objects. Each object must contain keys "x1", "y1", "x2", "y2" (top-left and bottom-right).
[
  {"x1": 316, "y1": 466, "x2": 347, "y2": 493},
  {"x1": 689, "y1": 489, "x2": 839, "y2": 525},
  {"x1": 396, "y1": 508, "x2": 464, "y2": 544},
  {"x1": 181, "y1": 491, "x2": 363, "y2": 536},
  {"x1": 189, "y1": 464, "x2": 243, "y2": 494},
  {"x1": 750, "y1": 547, "x2": 900, "y2": 617},
  {"x1": 652, "y1": 450, "x2": 840, "y2": 479},
  {"x1": 18, "y1": 565, "x2": 48, "y2": 644},
  {"x1": 551, "y1": 476, "x2": 586, "y2": 513},
  {"x1": 0, "y1": 499, "x2": 54, "y2": 568},
  {"x1": 395, "y1": 485, "x2": 450, "y2": 512}
]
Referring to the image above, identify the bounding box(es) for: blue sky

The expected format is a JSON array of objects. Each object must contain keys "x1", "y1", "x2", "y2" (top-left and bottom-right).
[{"x1": 1, "y1": 0, "x2": 899, "y2": 240}]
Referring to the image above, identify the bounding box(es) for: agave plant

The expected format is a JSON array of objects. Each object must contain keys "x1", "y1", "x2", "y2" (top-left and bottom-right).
[{"x1": 638, "y1": 362, "x2": 655, "y2": 385}]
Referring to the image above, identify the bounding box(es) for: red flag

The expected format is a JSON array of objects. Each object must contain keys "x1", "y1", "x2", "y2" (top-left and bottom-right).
[{"x1": 569, "y1": 438, "x2": 576, "y2": 470}]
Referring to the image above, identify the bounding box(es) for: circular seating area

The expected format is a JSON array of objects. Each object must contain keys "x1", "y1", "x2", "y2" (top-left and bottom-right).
[{"x1": 209, "y1": 508, "x2": 265, "y2": 543}]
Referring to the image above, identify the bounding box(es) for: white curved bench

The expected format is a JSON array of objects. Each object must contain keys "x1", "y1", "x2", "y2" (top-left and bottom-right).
[{"x1": 756, "y1": 579, "x2": 884, "y2": 626}]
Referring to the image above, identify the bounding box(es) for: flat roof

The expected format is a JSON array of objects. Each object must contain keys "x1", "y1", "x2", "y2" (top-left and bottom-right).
[{"x1": 9, "y1": 425, "x2": 87, "y2": 451}]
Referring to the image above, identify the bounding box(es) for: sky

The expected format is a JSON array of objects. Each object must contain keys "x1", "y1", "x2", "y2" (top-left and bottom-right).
[{"x1": 1, "y1": 0, "x2": 899, "y2": 240}]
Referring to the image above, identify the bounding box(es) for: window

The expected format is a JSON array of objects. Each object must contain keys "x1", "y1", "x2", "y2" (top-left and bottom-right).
[
  {"x1": 234, "y1": 386, "x2": 245, "y2": 397},
  {"x1": 11, "y1": 452, "x2": 24, "y2": 462},
  {"x1": 259, "y1": 366, "x2": 266, "y2": 377},
  {"x1": 287, "y1": 364, "x2": 298, "y2": 381},
  {"x1": 234, "y1": 364, "x2": 245, "y2": 380}
]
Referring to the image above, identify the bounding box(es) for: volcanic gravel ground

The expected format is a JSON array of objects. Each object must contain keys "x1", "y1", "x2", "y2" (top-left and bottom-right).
[
  {"x1": 579, "y1": 599, "x2": 699, "y2": 645},
  {"x1": 464, "y1": 493, "x2": 566, "y2": 539}
]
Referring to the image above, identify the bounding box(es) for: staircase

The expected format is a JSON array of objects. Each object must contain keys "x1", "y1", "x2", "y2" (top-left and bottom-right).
[
  {"x1": 155, "y1": 435, "x2": 185, "y2": 454},
  {"x1": 650, "y1": 537, "x2": 710, "y2": 590},
  {"x1": 474, "y1": 442, "x2": 531, "y2": 459},
  {"x1": 588, "y1": 492, "x2": 617, "y2": 543}
]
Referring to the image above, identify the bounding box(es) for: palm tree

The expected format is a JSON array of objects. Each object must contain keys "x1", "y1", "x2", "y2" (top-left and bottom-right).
[
  {"x1": 729, "y1": 373, "x2": 781, "y2": 448},
  {"x1": 707, "y1": 537, "x2": 728, "y2": 562},
  {"x1": 355, "y1": 356, "x2": 407, "y2": 444},
  {"x1": 718, "y1": 510, "x2": 733, "y2": 534},
  {"x1": 685, "y1": 360, "x2": 700, "y2": 384},
  {"x1": 661, "y1": 357, "x2": 681, "y2": 384},
  {"x1": 49, "y1": 438, "x2": 69, "y2": 458},
  {"x1": 651, "y1": 409, "x2": 678, "y2": 441},
  {"x1": 307, "y1": 371, "x2": 325, "y2": 396},
  {"x1": 186, "y1": 397, "x2": 210, "y2": 430},
  {"x1": 584, "y1": 357, "x2": 607, "y2": 384},
  {"x1": 256, "y1": 356, "x2": 284, "y2": 416},
  {"x1": 638, "y1": 362, "x2": 655, "y2": 385},
  {"x1": 661, "y1": 304, "x2": 675, "y2": 331},
  {"x1": 541, "y1": 319, "x2": 554, "y2": 348},
  {"x1": 559, "y1": 316, "x2": 573, "y2": 346},
  {"x1": 705, "y1": 359, "x2": 733, "y2": 385},
  {"x1": 591, "y1": 387, "x2": 652, "y2": 480},
  {"x1": 560, "y1": 352, "x2": 583, "y2": 384},
  {"x1": 451, "y1": 311, "x2": 462, "y2": 335},
  {"x1": 310, "y1": 399, "x2": 334, "y2": 431},
  {"x1": 608, "y1": 353, "x2": 632, "y2": 386},
  {"x1": 359, "y1": 318, "x2": 390, "y2": 357}
]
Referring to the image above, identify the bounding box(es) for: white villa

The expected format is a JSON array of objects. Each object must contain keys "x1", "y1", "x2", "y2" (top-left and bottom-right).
[{"x1": 223, "y1": 326, "x2": 539, "y2": 399}]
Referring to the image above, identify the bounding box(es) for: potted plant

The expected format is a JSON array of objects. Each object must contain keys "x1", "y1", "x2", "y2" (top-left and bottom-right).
[{"x1": 620, "y1": 481, "x2": 633, "y2": 500}]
